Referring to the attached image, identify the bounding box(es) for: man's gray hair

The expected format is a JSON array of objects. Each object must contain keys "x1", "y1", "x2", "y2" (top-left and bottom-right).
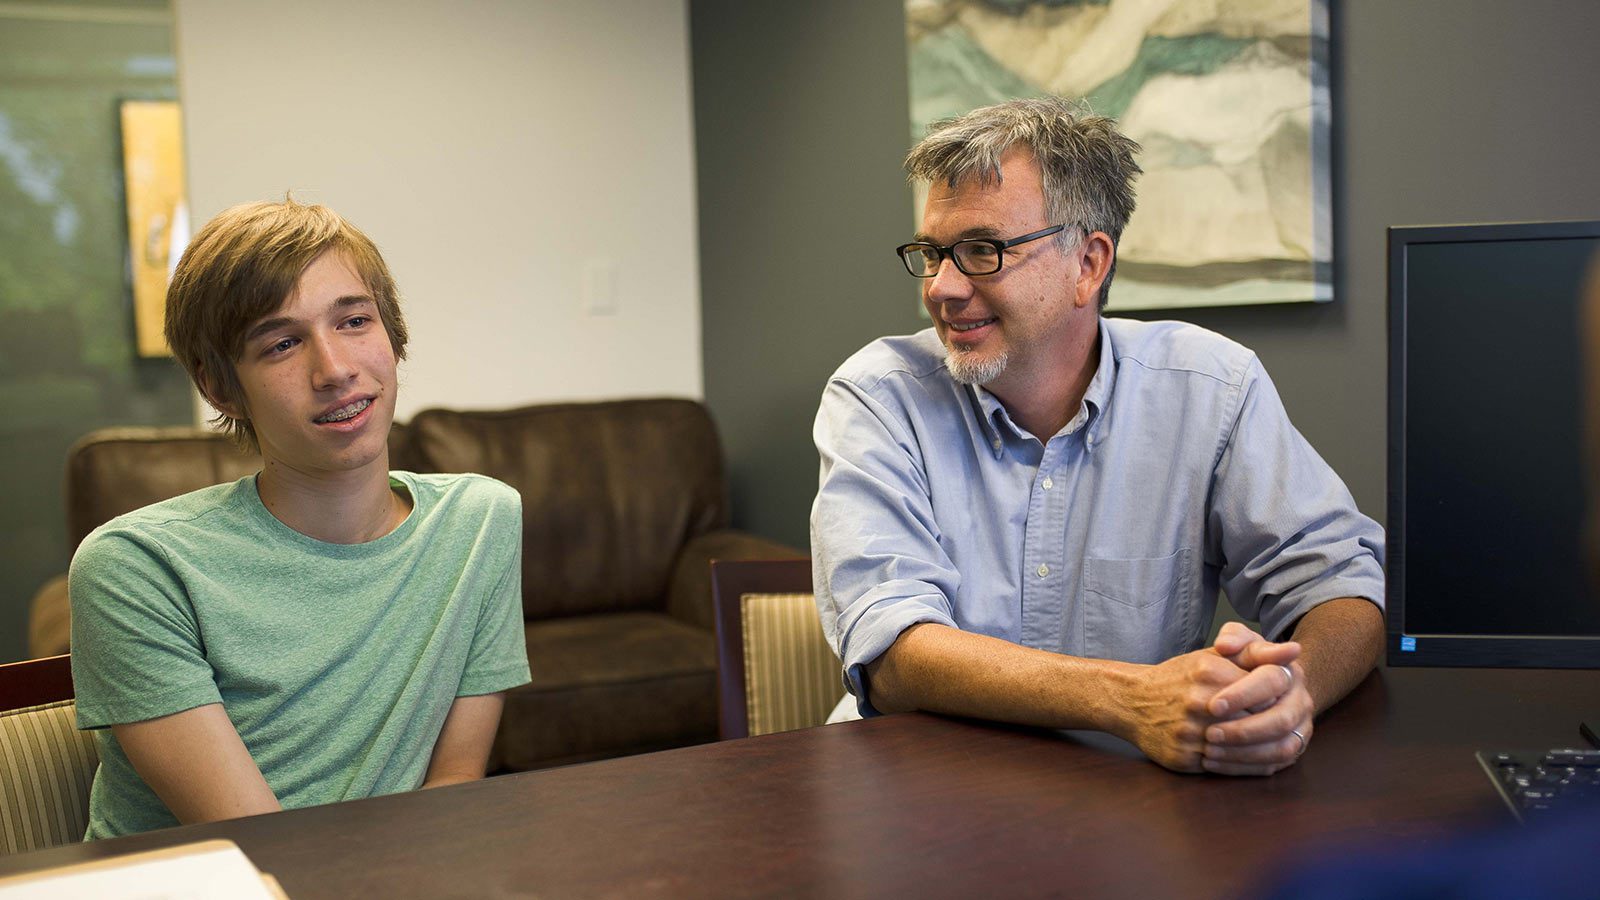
[{"x1": 905, "y1": 96, "x2": 1142, "y2": 311}]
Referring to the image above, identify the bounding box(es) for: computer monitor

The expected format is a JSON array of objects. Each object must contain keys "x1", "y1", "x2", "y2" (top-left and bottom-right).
[{"x1": 1388, "y1": 219, "x2": 1600, "y2": 667}]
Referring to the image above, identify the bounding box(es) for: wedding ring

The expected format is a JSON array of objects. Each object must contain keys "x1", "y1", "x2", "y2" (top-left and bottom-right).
[
  {"x1": 1279, "y1": 664, "x2": 1294, "y2": 686},
  {"x1": 1290, "y1": 728, "x2": 1307, "y2": 757}
]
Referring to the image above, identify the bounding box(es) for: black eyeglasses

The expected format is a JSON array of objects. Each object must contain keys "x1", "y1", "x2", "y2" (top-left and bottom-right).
[{"x1": 895, "y1": 224, "x2": 1069, "y2": 278}]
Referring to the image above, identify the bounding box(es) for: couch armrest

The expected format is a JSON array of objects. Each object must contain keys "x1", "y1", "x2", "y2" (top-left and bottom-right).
[
  {"x1": 665, "y1": 530, "x2": 804, "y2": 631},
  {"x1": 29, "y1": 574, "x2": 71, "y2": 658}
]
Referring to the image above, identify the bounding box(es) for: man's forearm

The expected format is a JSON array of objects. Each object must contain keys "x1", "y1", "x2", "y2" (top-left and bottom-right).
[
  {"x1": 870, "y1": 620, "x2": 1316, "y2": 772},
  {"x1": 1288, "y1": 597, "x2": 1385, "y2": 715},
  {"x1": 864, "y1": 623, "x2": 1133, "y2": 732}
]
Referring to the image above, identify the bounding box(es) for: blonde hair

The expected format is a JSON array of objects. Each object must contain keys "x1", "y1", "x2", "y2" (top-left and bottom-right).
[{"x1": 164, "y1": 199, "x2": 408, "y2": 449}]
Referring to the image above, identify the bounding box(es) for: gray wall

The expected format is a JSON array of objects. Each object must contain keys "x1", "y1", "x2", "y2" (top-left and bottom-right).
[
  {"x1": 692, "y1": 0, "x2": 923, "y2": 549},
  {"x1": 694, "y1": 0, "x2": 1600, "y2": 550}
]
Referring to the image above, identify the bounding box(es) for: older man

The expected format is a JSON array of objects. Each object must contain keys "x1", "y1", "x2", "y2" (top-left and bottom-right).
[{"x1": 811, "y1": 97, "x2": 1384, "y2": 775}]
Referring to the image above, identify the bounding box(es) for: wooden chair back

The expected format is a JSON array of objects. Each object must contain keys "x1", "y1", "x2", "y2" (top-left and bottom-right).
[
  {"x1": 711, "y1": 559, "x2": 841, "y2": 740},
  {"x1": 0, "y1": 655, "x2": 97, "y2": 854},
  {"x1": 0, "y1": 654, "x2": 72, "y2": 711}
]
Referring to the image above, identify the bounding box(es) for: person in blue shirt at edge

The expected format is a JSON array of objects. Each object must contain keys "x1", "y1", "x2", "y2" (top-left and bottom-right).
[
  {"x1": 811, "y1": 95, "x2": 1386, "y2": 775},
  {"x1": 68, "y1": 199, "x2": 531, "y2": 838},
  {"x1": 1254, "y1": 247, "x2": 1600, "y2": 900}
]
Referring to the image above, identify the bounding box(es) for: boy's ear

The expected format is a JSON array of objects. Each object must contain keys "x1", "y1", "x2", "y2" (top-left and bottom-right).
[{"x1": 197, "y1": 364, "x2": 245, "y2": 420}]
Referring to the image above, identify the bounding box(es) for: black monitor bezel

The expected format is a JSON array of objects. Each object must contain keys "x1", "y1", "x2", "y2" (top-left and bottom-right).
[{"x1": 1387, "y1": 218, "x2": 1600, "y2": 668}]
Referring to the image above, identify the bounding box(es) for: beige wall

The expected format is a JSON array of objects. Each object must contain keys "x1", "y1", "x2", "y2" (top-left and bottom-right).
[{"x1": 172, "y1": 0, "x2": 701, "y2": 420}]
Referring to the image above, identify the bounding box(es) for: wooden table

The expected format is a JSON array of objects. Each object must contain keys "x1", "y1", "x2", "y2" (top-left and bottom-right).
[{"x1": 3, "y1": 666, "x2": 1597, "y2": 898}]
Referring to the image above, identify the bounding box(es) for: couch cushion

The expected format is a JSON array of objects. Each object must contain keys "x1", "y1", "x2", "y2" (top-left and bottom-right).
[
  {"x1": 497, "y1": 612, "x2": 717, "y2": 770},
  {"x1": 405, "y1": 400, "x2": 729, "y2": 619}
]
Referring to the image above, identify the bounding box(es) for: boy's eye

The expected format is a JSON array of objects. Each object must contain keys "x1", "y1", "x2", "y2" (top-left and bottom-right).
[
  {"x1": 344, "y1": 315, "x2": 370, "y2": 329},
  {"x1": 268, "y1": 337, "x2": 297, "y2": 355}
]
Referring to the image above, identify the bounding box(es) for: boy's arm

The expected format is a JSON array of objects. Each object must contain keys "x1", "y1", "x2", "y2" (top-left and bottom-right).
[
  {"x1": 422, "y1": 692, "x2": 505, "y2": 788},
  {"x1": 112, "y1": 703, "x2": 281, "y2": 824}
]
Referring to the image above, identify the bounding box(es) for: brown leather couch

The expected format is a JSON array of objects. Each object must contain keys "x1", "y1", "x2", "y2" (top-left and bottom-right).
[{"x1": 29, "y1": 399, "x2": 799, "y2": 771}]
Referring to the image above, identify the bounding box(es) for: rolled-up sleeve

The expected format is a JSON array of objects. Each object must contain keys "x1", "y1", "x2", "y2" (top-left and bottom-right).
[
  {"x1": 1206, "y1": 358, "x2": 1386, "y2": 640},
  {"x1": 810, "y1": 376, "x2": 960, "y2": 716}
]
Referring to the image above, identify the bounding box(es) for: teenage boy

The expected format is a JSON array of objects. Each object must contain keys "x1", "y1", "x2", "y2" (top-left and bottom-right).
[{"x1": 69, "y1": 199, "x2": 530, "y2": 839}]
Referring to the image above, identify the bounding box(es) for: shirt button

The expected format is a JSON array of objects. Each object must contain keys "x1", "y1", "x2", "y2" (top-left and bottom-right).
[
  {"x1": 1041, "y1": 476, "x2": 1053, "y2": 490},
  {"x1": 992, "y1": 439, "x2": 1002, "y2": 450},
  {"x1": 1036, "y1": 564, "x2": 1049, "y2": 578}
]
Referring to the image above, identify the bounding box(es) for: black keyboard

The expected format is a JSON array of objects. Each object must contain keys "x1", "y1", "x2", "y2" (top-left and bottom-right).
[{"x1": 1478, "y1": 749, "x2": 1600, "y2": 822}]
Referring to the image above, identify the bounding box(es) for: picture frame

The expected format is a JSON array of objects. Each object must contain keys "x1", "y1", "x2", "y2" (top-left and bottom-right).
[
  {"x1": 906, "y1": 0, "x2": 1333, "y2": 311},
  {"x1": 118, "y1": 98, "x2": 188, "y2": 357}
]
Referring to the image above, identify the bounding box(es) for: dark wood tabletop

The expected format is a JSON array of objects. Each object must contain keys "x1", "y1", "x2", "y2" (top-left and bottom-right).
[{"x1": 3, "y1": 666, "x2": 1597, "y2": 898}]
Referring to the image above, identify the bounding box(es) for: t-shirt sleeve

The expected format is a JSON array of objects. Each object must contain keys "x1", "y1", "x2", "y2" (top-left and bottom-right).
[
  {"x1": 69, "y1": 527, "x2": 223, "y2": 729},
  {"x1": 457, "y1": 497, "x2": 531, "y2": 697}
]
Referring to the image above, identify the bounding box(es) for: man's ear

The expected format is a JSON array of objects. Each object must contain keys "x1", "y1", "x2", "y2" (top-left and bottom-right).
[
  {"x1": 1073, "y1": 231, "x2": 1116, "y2": 310},
  {"x1": 197, "y1": 364, "x2": 245, "y2": 420}
]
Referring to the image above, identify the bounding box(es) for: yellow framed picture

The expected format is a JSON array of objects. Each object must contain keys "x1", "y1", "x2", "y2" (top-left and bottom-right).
[{"x1": 119, "y1": 99, "x2": 188, "y2": 357}]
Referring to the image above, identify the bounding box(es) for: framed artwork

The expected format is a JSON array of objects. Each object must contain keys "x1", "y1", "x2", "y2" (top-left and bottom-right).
[
  {"x1": 906, "y1": 0, "x2": 1332, "y2": 310},
  {"x1": 119, "y1": 99, "x2": 188, "y2": 357}
]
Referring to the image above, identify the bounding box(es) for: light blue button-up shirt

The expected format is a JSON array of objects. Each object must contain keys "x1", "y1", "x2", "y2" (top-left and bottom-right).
[{"x1": 811, "y1": 318, "x2": 1385, "y2": 717}]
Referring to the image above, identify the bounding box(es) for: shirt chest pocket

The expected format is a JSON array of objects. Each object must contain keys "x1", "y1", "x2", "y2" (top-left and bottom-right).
[{"x1": 1080, "y1": 548, "x2": 1198, "y2": 665}]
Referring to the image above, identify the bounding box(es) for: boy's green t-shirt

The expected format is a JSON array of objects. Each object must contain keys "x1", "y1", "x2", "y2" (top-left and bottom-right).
[{"x1": 69, "y1": 471, "x2": 531, "y2": 840}]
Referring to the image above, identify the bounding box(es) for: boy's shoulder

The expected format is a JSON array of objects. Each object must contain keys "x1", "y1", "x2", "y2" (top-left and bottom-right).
[
  {"x1": 68, "y1": 478, "x2": 266, "y2": 628},
  {"x1": 393, "y1": 471, "x2": 521, "y2": 521},
  {"x1": 74, "y1": 478, "x2": 252, "y2": 560}
]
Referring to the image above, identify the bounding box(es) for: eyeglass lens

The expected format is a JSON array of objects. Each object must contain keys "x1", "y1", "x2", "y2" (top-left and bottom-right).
[{"x1": 902, "y1": 241, "x2": 1003, "y2": 277}]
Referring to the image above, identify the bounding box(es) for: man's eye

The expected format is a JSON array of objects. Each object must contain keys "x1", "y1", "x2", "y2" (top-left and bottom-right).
[
  {"x1": 344, "y1": 315, "x2": 369, "y2": 329},
  {"x1": 268, "y1": 337, "x2": 297, "y2": 355},
  {"x1": 965, "y1": 244, "x2": 998, "y2": 259}
]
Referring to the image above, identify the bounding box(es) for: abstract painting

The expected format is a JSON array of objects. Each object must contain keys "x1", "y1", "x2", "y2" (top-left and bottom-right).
[{"x1": 907, "y1": 0, "x2": 1332, "y2": 310}]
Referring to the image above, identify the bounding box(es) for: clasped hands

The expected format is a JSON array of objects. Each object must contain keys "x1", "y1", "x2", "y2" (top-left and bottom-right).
[{"x1": 1126, "y1": 621, "x2": 1313, "y2": 776}]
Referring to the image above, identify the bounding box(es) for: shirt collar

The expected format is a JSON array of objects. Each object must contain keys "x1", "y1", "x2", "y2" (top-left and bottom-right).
[
  {"x1": 967, "y1": 319, "x2": 1117, "y2": 460},
  {"x1": 1080, "y1": 319, "x2": 1115, "y2": 452},
  {"x1": 970, "y1": 386, "x2": 1019, "y2": 457}
]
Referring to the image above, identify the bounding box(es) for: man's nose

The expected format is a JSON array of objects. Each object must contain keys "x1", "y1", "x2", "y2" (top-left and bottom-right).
[{"x1": 926, "y1": 256, "x2": 974, "y2": 304}]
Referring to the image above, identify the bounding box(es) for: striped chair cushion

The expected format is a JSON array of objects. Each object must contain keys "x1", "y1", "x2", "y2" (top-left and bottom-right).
[
  {"x1": 0, "y1": 700, "x2": 98, "y2": 854},
  {"x1": 740, "y1": 592, "x2": 842, "y2": 737}
]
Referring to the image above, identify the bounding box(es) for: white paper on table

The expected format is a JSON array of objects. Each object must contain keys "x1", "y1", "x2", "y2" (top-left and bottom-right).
[{"x1": 0, "y1": 839, "x2": 284, "y2": 899}]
